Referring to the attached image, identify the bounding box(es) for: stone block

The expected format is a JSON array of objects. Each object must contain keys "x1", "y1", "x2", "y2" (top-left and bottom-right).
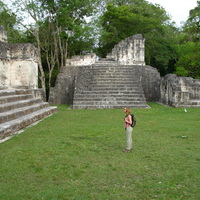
[
  {"x1": 0, "y1": 26, "x2": 38, "y2": 90},
  {"x1": 109, "y1": 34, "x2": 145, "y2": 65},
  {"x1": 66, "y1": 53, "x2": 96, "y2": 66},
  {"x1": 160, "y1": 74, "x2": 200, "y2": 107}
]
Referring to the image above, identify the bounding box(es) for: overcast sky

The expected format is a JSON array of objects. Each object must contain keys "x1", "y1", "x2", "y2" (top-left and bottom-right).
[{"x1": 147, "y1": 0, "x2": 198, "y2": 26}]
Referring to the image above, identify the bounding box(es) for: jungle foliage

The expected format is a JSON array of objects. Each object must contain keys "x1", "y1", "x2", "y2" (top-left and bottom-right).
[{"x1": 0, "y1": 0, "x2": 200, "y2": 94}]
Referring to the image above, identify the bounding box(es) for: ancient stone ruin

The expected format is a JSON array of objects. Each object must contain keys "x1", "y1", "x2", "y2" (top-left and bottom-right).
[
  {"x1": 1, "y1": 23, "x2": 200, "y2": 138},
  {"x1": 0, "y1": 25, "x2": 57, "y2": 139},
  {"x1": 108, "y1": 34, "x2": 145, "y2": 65},
  {"x1": 0, "y1": 28, "x2": 38, "y2": 90},
  {"x1": 160, "y1": 74, "x2": 200, "y2": 107},
  {"x1": 49, "y1": 34, "x2": 200, "y2": 109}
]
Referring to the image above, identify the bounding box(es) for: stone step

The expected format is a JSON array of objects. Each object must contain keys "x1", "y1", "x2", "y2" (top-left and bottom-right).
[
  {"x1": 92, "y1": 66, "x2": 137, "y2": 69},
  {"x1": 91, "y1": 76, "x2": 140, "y2": 80},
  {"x1": 92, "y1": 65, "x2": 138, "y2": 69},
  {"x1": 73, "y1": 100, "x2": 147, "y2": 106},
  {"x1": 0, "y1": 102, "x2": 49, "y2": 123},
  {"x1": 73, "y1": 97, "x2": 146, "y2": 102},
  {"x1": 93, "y1": 69, "x2": 138, "y2": 74},
  {"x1": 175, "y1": 100, "x2": 200, "y2": 107},
  {"x1": 92, "y1": 77, "x2": 139, "y2": 81},
  {"x1": 73, "y1": 104, "x2": 149, "y2": 109},
  {"x1": 0, "y1": 94, "x2": 33, "y2": 104},
  {"x1": 92, "y1": 75, "x2": 138, "y2": 78},
  {"x1": 92, "y1": 76, "x2": 138, "y2": 80},
  {"x1": 189, "y1": 100, "x2": 200, "y2": 105},
  {"x1": 93, "y1": 74, "x2": 138, "y2": 78},
  {"x1": 92, "y1": 63, "x2": 140, "y2": 68},
  {"x1": 78, "y1": 90, "x2": 144, "y2": 95},
  {"x1": 0, "y1": 89, "x2": 32, "y2": 97},
  {"x1": 74, "y1": 92, "x2": 144, "y2": 98},
  {"x1": 93, "y1": 70, "x2": 138, "y2": 73},
  {"x1": 74, "y1": 93, "x2": 145, "y2": 98},
  {"x1": 92, "y1": 65, "x2": 137, "y2": 69},
  {"x1": 91, "y1": 81, "x2": 141, "y2": 85},
  {"x1": 176, "y1": 105, "x2": 200, "y2": 108},
  {"x1": 92, "y1": 68, "x2": 137, "y2": 71},
  {"x1": 93, "y1": 69, "x2": 134, "y2": 73},
  {"x1": 73, "y1": 63, "x2": 148, "y2": 109},
  {"x1": 0, "y1": 98, "x2": 42, "y2": 113},
  {"x1": 90, "y1": 83, "x2": 142, "y2": 86},
  {"x1": 0, "y1": 106, "x2": 58, "y2": 138},
  {"x1": 0, "y1": 89, "x2": 58, "y2": 138},
  {"x1": 93, "y1": 62, "x2": 120, "y2": 66},
  {"x1": 90, "y1": 86, "x2": 142, "y2": 91}
]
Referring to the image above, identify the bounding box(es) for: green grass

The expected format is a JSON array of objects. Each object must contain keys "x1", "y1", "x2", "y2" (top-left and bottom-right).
[{"x1": 0, "y1": 103, "x2": 200, "y2": 200}]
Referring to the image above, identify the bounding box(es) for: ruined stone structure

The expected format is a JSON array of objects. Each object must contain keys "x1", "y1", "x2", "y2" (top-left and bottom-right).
[
  {"x1": 50, "y1": 34, "x2": 200, "y2": 109},
  {"x1": 66, "y1": 53, "x2": 97, "y2": 66},
  {"x1": 108, "y1": 34, "x2": 145, "y2": 65},
  {"x1": 0, "y1": 26, "x2": 38, "y2": 90},
  {"x1": 49, "y1": 34, "x2": 160, "y2": 108},
  {"x1": 0, "y1": 25, "x2": 57, "y2": 138},
  {"x1": 0, "y1": 24, "x2": 199, "y2": 138},
  {"x1": 160, "y1": 74, "x2": 200, "y2": 107}
]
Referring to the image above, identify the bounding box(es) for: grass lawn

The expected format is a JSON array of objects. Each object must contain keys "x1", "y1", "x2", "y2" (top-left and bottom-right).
[{"x1": 0, "y1": 103, "x2": 199, "y2": 200}]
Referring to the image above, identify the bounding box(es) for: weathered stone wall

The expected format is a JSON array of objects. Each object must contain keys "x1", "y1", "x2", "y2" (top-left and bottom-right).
[
  {"x1": 48, "y1": 66, "x2": 200, "y2": 107},
  {"x1": 160, "y1": 74, "x2": 200, "y2": 107},
  {"x1": 8, "y1": 60, "x2": 38, "y2": 89},
  {"x1": 74, "y1": 66, "x2": 94, "y2": 93},
  {"x1": 0, "y1": 25, "x2": 38, "y2": 89},
  {"x1": 49, "y1": 66, "x2": 80, "y2": 104},
  {"x1": 9, "y1": 43, "x2": 38, "y2": 61},
  {"x1": 138, "y1": 65, "x2": 161, "y2": 101},
  {"x1": 48, "y1": 33, "x2": 200, "y2": 108},
  {"x1": 49, "y1": 64, "x2": 161, "y2": 104},
  {"x1": 49, "y1": 59, "x2": 98, "y2": 104},
  {"x1": 109, "y1": 34, "x2": 145, "y2": 65},
  {"x1": 66, "y1": 53, "x2": 96, "y2": 66},
  {"x1": 0, "y1": 51, "x2": 38, "y2": 89},
  {"x1": 49, "y1": 34, "x2": 159, "y2": 105}
]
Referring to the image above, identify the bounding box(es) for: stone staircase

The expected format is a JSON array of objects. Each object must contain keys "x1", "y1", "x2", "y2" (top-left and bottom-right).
[
  {"x1": 0, "y1": 89, "x2": 57, "y2": 139},
  {"x1": 176, "y1": 100, "x2": 200, "y2": 107},
  {"x1": 72, "y1": 61, "x2": 149, "y2": 109}
]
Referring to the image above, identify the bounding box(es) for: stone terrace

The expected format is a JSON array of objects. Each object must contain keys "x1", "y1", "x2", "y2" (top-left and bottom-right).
[
  {"x1": 0, "y1": 89, "x2": 57, "y2": 139},
  {"x1": 72, "y1": 61, "x2": 149, "y2": 109}
]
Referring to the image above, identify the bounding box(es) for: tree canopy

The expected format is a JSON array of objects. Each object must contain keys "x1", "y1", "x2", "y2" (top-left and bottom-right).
[
  {"x1": 0, "y1": 1, "x2": 23, "y2": 43},
  {"x1": 1, "y1": 0, "x2": 200, "y2": 94},
  {"x1": 175, "y1": 1, "x2": 200, "y2": 78},
  {"x1": 4, "y1": 0, "x2": 99, "y2": 98},
  {"x1": 97, "y1": 0, "x2": 179, "y2": 75}
]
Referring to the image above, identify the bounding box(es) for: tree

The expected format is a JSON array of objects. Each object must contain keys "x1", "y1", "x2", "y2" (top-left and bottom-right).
[
  {"x1": 6, "y1": 0, "x2": 98, "y2": 99},
  {"x1": 0, "y1": 1, "x2": 22, "y2": 43},
  {"x1": 183, "y1": 0, "x2": 200, "y2": 42},
  {"x1": 97, "y1": 0, "x2": 179, "y2": 75},
  {"x1": 175, "y1": 42, "x2": 200, "y2": 78},
  {"x1": 39, "y1": 0, "x2": 97, "y2": 98},
  {"x1": 175, "y1": 1, "x2": 200, "y2": 78},
  {"x1": 8, "y1": 0, "x2": 48, "y2": 97}
]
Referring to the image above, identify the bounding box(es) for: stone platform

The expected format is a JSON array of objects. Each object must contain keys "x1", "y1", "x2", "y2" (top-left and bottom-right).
[
  {"x1": 0, "y1": 89, "x2": 57, "y2": 139},
  {"x1": 72, "y1": 61, "x2": 150, "y2": 109}
]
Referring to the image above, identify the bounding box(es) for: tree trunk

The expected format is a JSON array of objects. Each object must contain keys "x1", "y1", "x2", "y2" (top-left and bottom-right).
[{"x1": 35, "y1": 26, "x2": 46, "y2": 100}]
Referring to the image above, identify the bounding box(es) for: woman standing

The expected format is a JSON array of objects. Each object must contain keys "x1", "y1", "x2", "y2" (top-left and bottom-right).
[{"x1": 123, "y1": 108, "x2": 133, "y2": 152}]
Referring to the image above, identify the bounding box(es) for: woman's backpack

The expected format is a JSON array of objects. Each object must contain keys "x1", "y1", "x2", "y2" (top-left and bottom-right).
[{"x1": 131, "y1": 114, "x2": 136, "y2": 127}]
